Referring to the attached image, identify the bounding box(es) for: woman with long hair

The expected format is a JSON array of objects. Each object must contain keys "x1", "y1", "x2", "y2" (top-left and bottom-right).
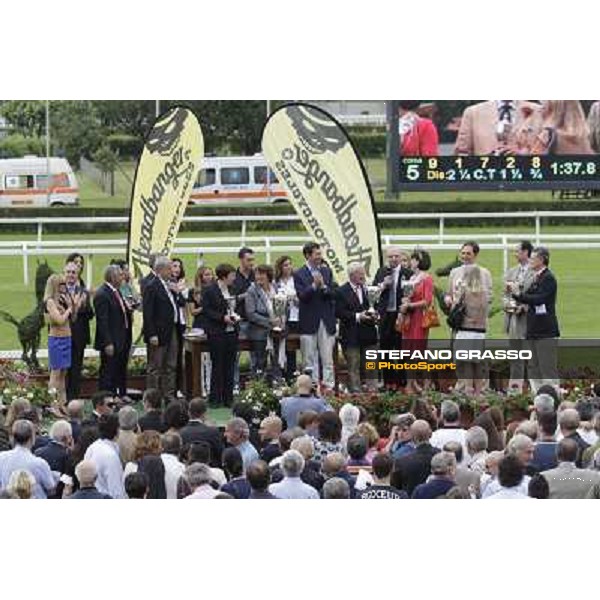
[
  {"x1": 274, "y1": 255, "x2": 299, "y2": 381},
  {"x1": 529, "y1": 100, "x2": 593, "y2": 155},
  {"x1": 122, "y1": 430, "x2": 167, "y2": 499},
  {"x1": 44, "y1": 273, "x2": 81, "y2": 417}
]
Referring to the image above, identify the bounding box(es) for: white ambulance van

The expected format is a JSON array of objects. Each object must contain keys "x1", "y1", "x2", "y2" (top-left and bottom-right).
[
  {"x1": 0, "y1": 156, "x2": 79, "y2": 207},
  {"x1": 189, "y1": 154, "x2": 288, "y2": 205}
]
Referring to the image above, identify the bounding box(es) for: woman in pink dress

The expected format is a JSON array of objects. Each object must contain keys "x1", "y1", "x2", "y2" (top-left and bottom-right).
[{"x1": 398, "y1": 249, "x2": 435, "y2": 393}]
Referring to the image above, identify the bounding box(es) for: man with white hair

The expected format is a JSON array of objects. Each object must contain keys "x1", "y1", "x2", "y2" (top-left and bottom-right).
[
  {"x1": 557, "y1": 408, "x2": 590, "y2": 467},
  {"x1": 268, "y1": 449, "x2": 319, "y2": 499},
  {"x1": 0, "y1": 420, "x2": 55, "y2": 499},
  {"x1": 224, "y1": 417, "x2": 258, "y2": 472},
  {"x1": 322, "y1": 477, "x2": 350, "y2": 499},
  {"x1": 335, "y1": 262, "x2": 378, "y2": 392},
  {"x1": 35, "y1": 419, "x2": 73, "y2": 477},
  {"x1": 184, "y1": 463, "x2": 220, "y2": 499},
  {"x1": 67, "y1": 399, "x2": 84, "y2": 443},
  {"x1": 412, "y1": 451, "x2": 457, "y2": 499},
  {"x1": 465, "y1": 426, "x2": 488, "y2": 475},
  {"x1": 66, "y1": 461, "x2": 111, "y2": 499},
  {"x1": 290, "y1": 435, "x2": 324, "y2": 492},
  {"x1": 430, "y1": 400, "x2": 467, "y2": 459},
  {"x1": 117, "y1": 406, "x2": 139, "y2": 465},
  {"x1": 532, "y1": 393, "x2": 556, "y2": 418}
]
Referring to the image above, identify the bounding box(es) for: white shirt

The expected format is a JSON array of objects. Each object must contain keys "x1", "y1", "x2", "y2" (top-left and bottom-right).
[
  {"x1": 161, "y1": 453, "x2": 186, "y2": 499},
  {"x1": 84, "y1": 439, "x2": 125, "y2": 499},
  {"x1": 269, "y1": 476, "x2": 319, "y2": 499},
  {"x1": 430, "y1": 427, "x2": 468, "y2": 462},
  {"x1": 482, "y1": 475, "x2": 531, "y2": 499},
  {"x1": 185, "y1": 484, "x2": 220, "y2": 499},
  {"x1": 484, "y1": 487, "x2": 531, "y2": 499},
  {"x1": 276, "y1": 277, "x2": 299, "y2": 322}
]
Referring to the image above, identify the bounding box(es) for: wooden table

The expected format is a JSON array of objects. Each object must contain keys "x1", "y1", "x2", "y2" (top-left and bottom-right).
[{"x1": 183, "y1": 331, "x2": 302, "y2": 399}]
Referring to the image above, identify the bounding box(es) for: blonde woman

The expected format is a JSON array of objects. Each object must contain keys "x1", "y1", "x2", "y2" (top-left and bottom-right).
[
  {"x1": 452, "y1": 265, "x2": 488, "y2": 397},
  {"x1": 44, "y1": 273, "x2": 81, "y2": 417},
  {"x1": 7, "y1": 469, "x2": 36, "y2": 499},
  {"x1": 530, "y1": 101, "x2": 593, "y2": 155}
]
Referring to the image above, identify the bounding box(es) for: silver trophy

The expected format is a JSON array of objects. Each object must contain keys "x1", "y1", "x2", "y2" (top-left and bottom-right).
[
  {"x1": 226, "y1": 296, "x2": 240, "y2": 332},
  {"x1": 366, "y1": 286, "x2": 382, "y2": 318},
  {"x1": 272, "y1": 293, "x2": 288, "y2": 332}
]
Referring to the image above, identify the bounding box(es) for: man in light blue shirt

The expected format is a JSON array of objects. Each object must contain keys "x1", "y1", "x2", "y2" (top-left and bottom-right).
[
  {"x1": 269, "y1": 449, "x2": 319, "y2": 499},
  {"x1": 280, "y1": 374, "x2": 331, "y2": 428},
  {"x1": 0, "y1": 420, "x2": 56, "y2": 499},
  {"x1": 224, "y1": 417, "x2": 258, "y2": 473}
]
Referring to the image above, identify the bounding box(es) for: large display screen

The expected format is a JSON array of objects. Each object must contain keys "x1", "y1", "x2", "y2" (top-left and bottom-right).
[{"x1": 397, "y1": 100, "x2": 600, "y2": 190}]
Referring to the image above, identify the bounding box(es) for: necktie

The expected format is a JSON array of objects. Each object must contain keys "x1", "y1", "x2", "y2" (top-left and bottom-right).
[
  {"x1": 499, "y1": 101, "x2": 513, "y2": 123},
  {"x1": 354, "y1": 285, "x2": 363, "y2": 305}
]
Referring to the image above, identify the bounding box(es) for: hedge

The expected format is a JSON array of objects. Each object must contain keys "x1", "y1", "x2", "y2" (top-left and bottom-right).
[{"x1": 106, "y1": 133, "x2": 144, "y2": 158}]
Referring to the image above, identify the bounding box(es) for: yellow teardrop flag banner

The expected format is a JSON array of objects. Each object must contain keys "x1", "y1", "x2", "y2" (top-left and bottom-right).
[
  {"x1": 261, "y1": 102, "x2": 381, "y2": 283},
  {"x1": 127, "y1": 106, "x2": 204, "y2": 279}
]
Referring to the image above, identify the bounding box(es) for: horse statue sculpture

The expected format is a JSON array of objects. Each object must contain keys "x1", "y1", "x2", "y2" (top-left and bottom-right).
[{"x1": 0, "y1": 261, "x2": 55, "y2": 371}]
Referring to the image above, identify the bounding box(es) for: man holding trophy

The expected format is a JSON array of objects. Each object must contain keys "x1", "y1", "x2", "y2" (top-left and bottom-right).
[{"x1": 336, "y1": 263, "x2": 378, "y2": 393}]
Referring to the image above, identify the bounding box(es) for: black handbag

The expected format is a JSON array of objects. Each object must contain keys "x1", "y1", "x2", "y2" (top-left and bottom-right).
[{"x1": 446, "y1": 300, "x2": 466, "y2": 330}]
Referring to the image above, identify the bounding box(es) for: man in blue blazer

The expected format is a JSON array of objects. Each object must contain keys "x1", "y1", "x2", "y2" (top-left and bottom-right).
[{"x1": 294, "y1": 242, "x2": 337, "y2": 389}]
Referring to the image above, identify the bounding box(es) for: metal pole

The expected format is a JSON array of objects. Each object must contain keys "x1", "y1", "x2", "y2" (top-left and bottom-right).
[
  {"x1": 385, "y1": 100, "x2": 400, "y2": 200},
  {"x1": 23, "y1": 242, "x2": 29, "y2": 286},
  {"x1": 45, "y1": 101, "x2": 50, "y2": 204},
  {"x1": 502, "y1": 236, "x2": 509, "y2": 274},
  {"x1": 37, "y1": 222, "x2": 43, "y2": 249},
  {"x1": 266, "y1": 100, "x2": 272, "y2": 203},
  {"x1": 155, "y1": 100, "x2": 160, "y2": 118}
]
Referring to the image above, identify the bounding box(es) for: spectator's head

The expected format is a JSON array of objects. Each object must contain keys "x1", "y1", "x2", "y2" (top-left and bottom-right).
[
  {"x1": 222, "y1": 447, "x2": 244, "y2": 479},
  {"x1": 558, "y1": 408, "x2": 580, "y2": 435},
  {"x1": 161, "y1": 432, "x2": 182, "y2": 457},
  {"x1": 431, "y1": 451, "x2": 457, "y2": 479},
  {"x1": 154, "y1": 255, "x2": 173, "y2": 282},
  {"x1": 133, "y1": 430, "x2": 162, "y2": 461},
  {"x1": 5, "y1": 399, "x2": 31, "y2": 430},
  {"x1": 575, "y1": 399, "x2": 595, "y2": 423},
  {"x1": 118, "y1": 406, "x2": 138, "y2": 432},
  {"x1": 515, "y1": 420, "x2": 538, "y2": 442},
  {"x1": 515, "y1": 240, "x2": 534, "y2": 263},
  {"x1": 530, "y1": 246, "x2": 550, "y2": 270},
  {"x1": 64, "y1": 261, "x2": 79, "y2": 286},
  {"x1": 460, "y1": 241, "x2": 480, "y2": 265},
  {"x1": 279, "y1": 428, "x2": 304, "y2": 452},
  {"x1": 67, "y1": 399, "x2": 84, "y2": 421},
  {"x1": 295, "y1": 374, "x2": 313, "y2": 395},
  {"x1": 323, "y1": 477, "x2": 350, "y2": 499},
  {"x1": 143, "y1": 389, "x2": 163, "y2": 412},
  {"x1": 347, "y1": 262, "x2": 366, "y2": 286},
  {"x1": 185, "y1": 463, "x2": 213, "y2": 492},
  {"x1": 322, "y1": 452, "x2": 346, "y2": 477},
  {"x1": 537, "y1": 411, "x2": 558, "y2": 438},
  {"x1": 466, "y1": 426, "x2": 488, "y2": 455},
  {"x1": 194, "y1": 266, "x2": 214, "y2": 289},
  {"x1": 255, "y1": 264, "x2": 274, "y2": 286},
  {"x1": 49, "y1": 420, "x2": 73, "y2": 448},
  {"x1": 66, "y1": 252, "x2": 85, "y2": 274},
  {"x1": 188, "y1": 398, "x2": 208, "y2": 421},
  {"x1": 75, "y1": 461, "x2": 98, "y2": 489},
  {"x1": 98, "y1": 414, "x2": 120, "y2": 441},
  {"x1": 498, "y1": 455, "x2": 525, "y2": 489},
  {"x1": 302, "y1": 241, "x2": 322, "y2": 265},
  {"x1": 7, "y1": 470, "x2": 36, "y2": 499},
  {"x1": 104, "y1": 264, "x2": 122, "y2": 287},
  {"x1": 537, "y1": 384, "x2": 560, "y2": 403},
  {"x1": 385, "y1": 246, "x2": 402, "y2": 269},
  {"x1": 443, "y1": 441, "x2": 463, "y2": 464},
  {"x1": 410, "y1": 249, "x2": 432, "y2": 272},
  {"x1": 215, "y1": 263, "x2": 236, "y2": 286},
  {"x1": 171, "y1": 257, "x2": 185, "y2": 281},
  {"x1": 246, "y1": 460, "x2": 271, "y2": 493},
  {"x1": 318, "y1": 411, "x2": 343, "y2": 444},
  {"x1": 225, "y1": 417, "x2": 250, "y2": 447},
  {"x1": 507, "y1": 433, "x2": 535, "y2": 467},
  {"x1": 484, "y1": 451, "x2": 505, "y2": 477},
  {"x1": 163, "y1": 401, "x2": 189, "y2": 431},
  {"x1": 274, "y1": 255, "x2": 294, "y2": 281},
  {"x1": 440, "y1": 400, "x2": 460, "y2": 425},
  {"x1": 281, "y1": 449, "x2": 305, "y2": 478},
  {"x1": 411, "y1": 399, "x2": 437, "y2": 431},
  {"x1": 92, "y1": 390, "x2": 113, "y2": 416},
  {"x1": 528, "y1": 474, "x2": 550, "y2": 499},
  {"x1": 290, "y1": 435, "x2": 315, "y2": 461},
  {"x1": 259, "y1": 415, "x2": 283, "y2": 443},
  {"x1": 371, "y1": 452, "x2": 394, "y2": 484},
  {"x1": 125, "y1": 472, "x2": 149, "y2": 499},
  {"x1": 410, "y1": 420, "x2": 432, "y2": 446},
  {"x1": 238, "y1": 247, "x2": 255, "y2": 272},
  {"x1": 187, "y1": 441, "x2": 212, "y2": 466},
  {"x1": 534, "y1": 393, "x2": 556, "y2": 415},
  {"x1": 392, "y1": 413, "x2": 416, "y2": 442},
  {"x1": 556, "y1": 438, "x2": 579, "y2": 464},
  {"x1": 346, "y1": 434, "x2": 368, "y2": 462},
  {"x1": 357, "y1": 422, "x2": 379, "y2": 450},
  {"x1": 298, "y1": 410, "x2": 319, "y2": 435}
]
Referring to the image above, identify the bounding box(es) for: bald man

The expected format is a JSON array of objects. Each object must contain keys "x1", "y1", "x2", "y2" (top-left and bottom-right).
[
  {"x1": 392, "y1": 420, "x2": 440, "y2": 496},
  {"x1": 280, "y1": 374, "x2": 331, "y2": 428}
]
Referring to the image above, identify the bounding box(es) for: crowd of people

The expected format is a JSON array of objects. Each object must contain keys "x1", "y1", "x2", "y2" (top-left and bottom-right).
[
  {"x1": 2, "y1": 383, "x2": 600, "y2": 499},
  {"x1": 32, "y1": 238, "x2": 562, "y2": 416}
]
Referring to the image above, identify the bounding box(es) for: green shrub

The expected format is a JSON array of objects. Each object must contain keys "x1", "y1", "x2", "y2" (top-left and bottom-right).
[
  {"x1": 107, "y1": 133, "x2": 144, "y2": 158},
  {"x1": 349, "y1": 131, "x2": 386, "y2": 158},
  {"x1": 0, "y1": 134, "x2": 45, "y2": 158}
]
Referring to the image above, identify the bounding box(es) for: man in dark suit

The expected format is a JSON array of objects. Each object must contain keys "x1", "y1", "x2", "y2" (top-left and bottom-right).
[
  {"x1": 336, "y1": 263, "x2": 378, "y2": 392},
  {"x1": 66, "y1": 461, "x2": 112, "y2": 499},
  {"x1": 511, "y1": 246, "x2": 560, "y2": 394},
  {"x1": 93, "y1": 265, "x2": 132, "y2": 397},
  {"x1": 294, "y1": 242, "x2": 337, "y2": 390},
  {"x1": 392, "y1": 420, "x2": 440, "y2": 496},
  {"x1": 138, "y1": 388, "x2": 166, "y2": 432},
  {"x1": 372, "y1": 246, "x2": 411, "y2": 389},
  {"x1": 179, "y1": 398, "x2": 224, "y2": 467},
  {"x1": 64, "y1": 261, "x2": 94, "y2": 401},
  {"x1": 35, "y1": 420, "x2": 72, "y2": 475},
  {"x1": 143, "y1": 256, "x2": 180, "y2": 403}
]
